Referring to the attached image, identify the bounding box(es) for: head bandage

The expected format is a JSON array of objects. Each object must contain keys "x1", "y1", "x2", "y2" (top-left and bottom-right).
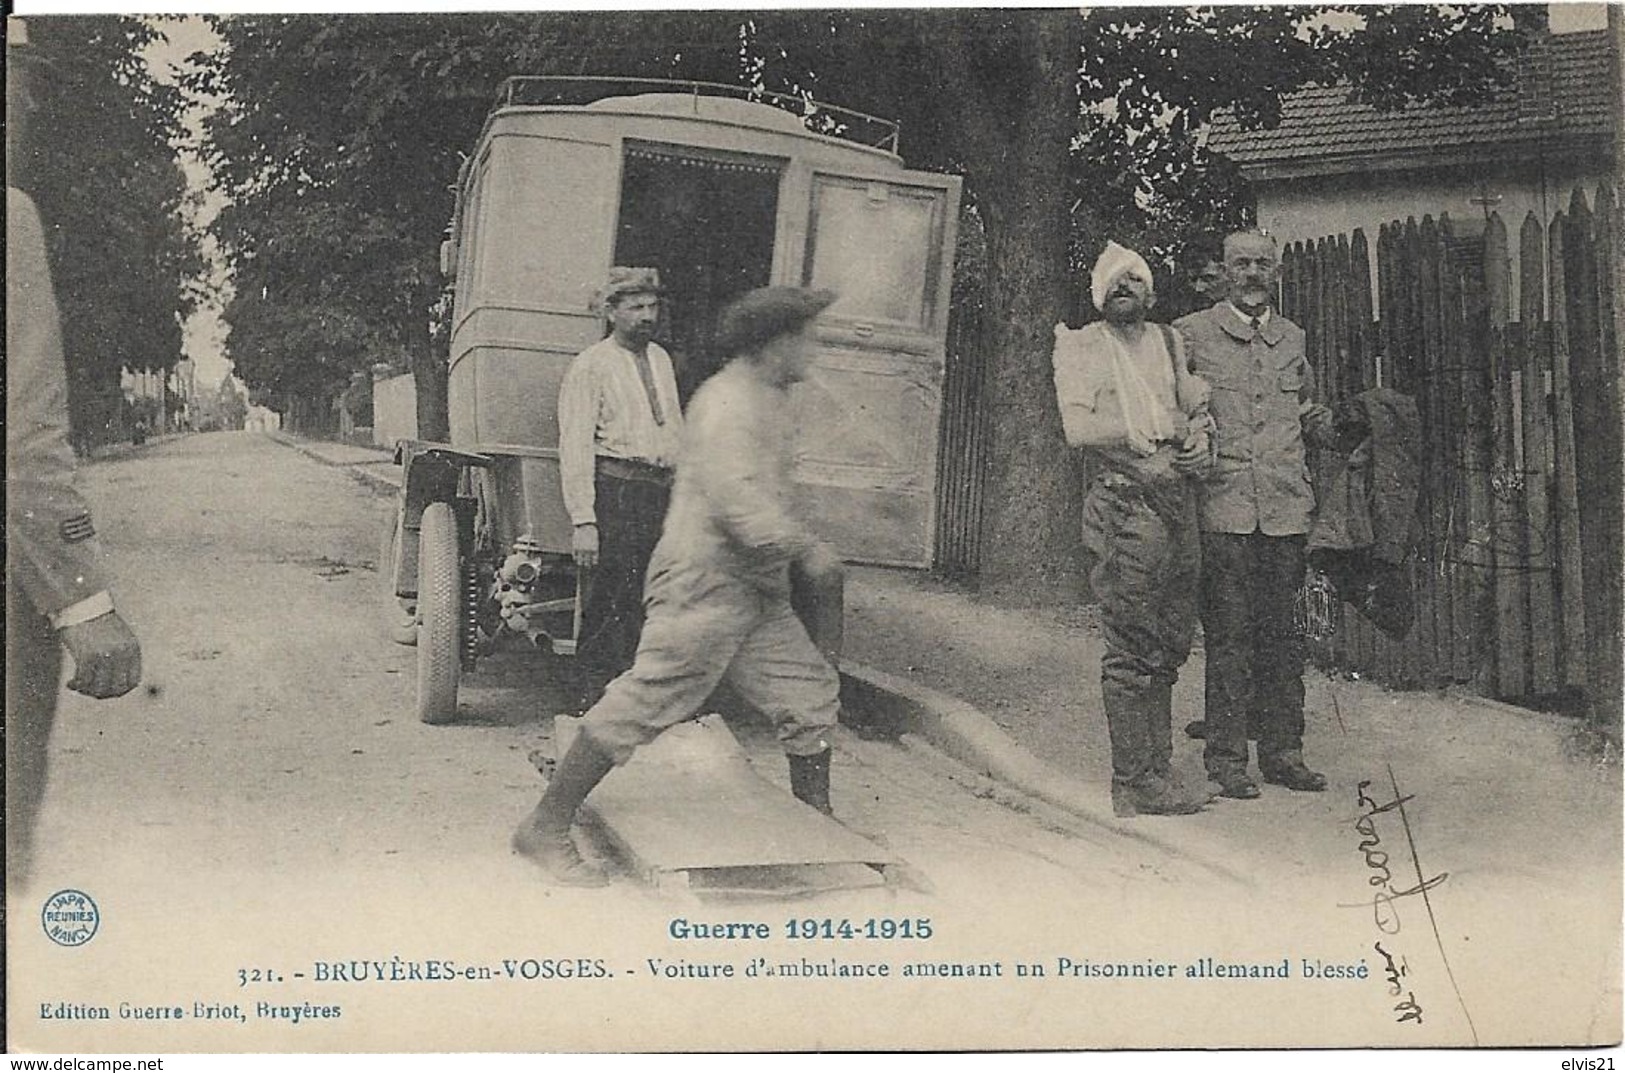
[{"x1": 1091, "y1": 241, "x2": 1153, "y2": 312}]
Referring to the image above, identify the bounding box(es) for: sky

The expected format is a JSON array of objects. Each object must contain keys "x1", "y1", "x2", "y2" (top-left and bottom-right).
[{"x1": 142, "y1": 16, "x2": 232, "y2": 389}]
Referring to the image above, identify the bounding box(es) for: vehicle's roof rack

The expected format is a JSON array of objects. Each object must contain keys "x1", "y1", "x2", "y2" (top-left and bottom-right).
[{"x1": 493, "y1": 75, "x2": 900, "y2": 154}]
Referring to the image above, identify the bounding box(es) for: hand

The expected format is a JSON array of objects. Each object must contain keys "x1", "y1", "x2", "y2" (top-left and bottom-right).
[
  {"x1": 800, "y1": 542, "x2": 845, "y2": 585},
  {"x1": 1131, "y1": 444, "x2": 1179, "y2": 483},
  {"x1": 1173, "y1": 428, "x2": 1212, "y2": 476},
  {"x1": 572, "y1": 523, "x2": 599, "y2": 569},
  {"x1": 59, "y1": 612, "x2": 142, "y2": 699}
]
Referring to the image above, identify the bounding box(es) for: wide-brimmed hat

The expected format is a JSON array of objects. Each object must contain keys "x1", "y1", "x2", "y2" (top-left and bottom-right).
[
  {"x1": 715, "y1": 287, "x2": 837, "y2": 355},
  {"x1": 594, "y1": 266, "x2": 663, "y2": 314}
]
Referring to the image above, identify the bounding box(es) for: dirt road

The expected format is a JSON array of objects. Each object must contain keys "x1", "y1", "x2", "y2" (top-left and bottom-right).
[
  {"x1": 8, "y1": 432, "x2": 1617, "y2": 1052},
  {"x1": 9, "y1": 432, "x2": 1213, "y2": 1052}
]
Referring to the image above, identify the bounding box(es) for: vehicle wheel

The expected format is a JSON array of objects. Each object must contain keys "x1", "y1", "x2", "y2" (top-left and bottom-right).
[
  {"x1": 416, "y1": 502, "x2": 461, "y2": 724},
  {"x1": 379, "y1": 508, "x2": 417, "y2": 646}
]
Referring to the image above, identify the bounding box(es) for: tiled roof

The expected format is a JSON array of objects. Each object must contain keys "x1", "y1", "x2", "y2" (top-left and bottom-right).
[{"x1": 1206, "y1": 30, "x2": 1613, "y2": 172}]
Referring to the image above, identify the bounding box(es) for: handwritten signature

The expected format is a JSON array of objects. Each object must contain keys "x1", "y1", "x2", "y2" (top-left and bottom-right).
[
  {"x1": 1347, "y1": 775, "x2": 1452, "y2": 1028},
  {"x1": 1349, "y1": 779, "x2": 1449, "y2": 934},
  {"x1": 1374, "y1": 941, "x2": 1423, "y2": 1024}
]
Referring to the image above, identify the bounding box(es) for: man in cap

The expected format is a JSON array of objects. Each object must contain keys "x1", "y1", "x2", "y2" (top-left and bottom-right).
[
  {"x1": 7, "y1": 16, "x2": 144, "y2": 890},
  {"x1": 1175, "y1": 229, "x2": 1335, "y2": 799},
  {"x1": 515, "y1": 286, "x2": 845, "y2": 885},
  {"x1": 558, "y1": 267, "x2": 684, "y2": 706},
  {"x1": 1052, "y1": 241, "x2": 1214, "y2": 817}
]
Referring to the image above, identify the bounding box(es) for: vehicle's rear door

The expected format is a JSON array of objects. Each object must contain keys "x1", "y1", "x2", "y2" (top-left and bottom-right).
[{"x1": 792, "y1": 169, "x2": 961, "y2": 567}]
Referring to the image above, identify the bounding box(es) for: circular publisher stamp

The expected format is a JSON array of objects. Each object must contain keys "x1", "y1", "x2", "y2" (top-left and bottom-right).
[{"x1": 41, "y1": 889, "x2": 99, "y2": 947}]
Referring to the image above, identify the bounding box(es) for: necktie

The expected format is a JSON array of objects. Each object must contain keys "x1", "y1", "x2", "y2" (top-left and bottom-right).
[
  {"x1": 630, "y1": 348, "x2": 666, "y2": 426},
  {"x1": 1250, "y1": 316, "x2": 1262, "y2": 335}
]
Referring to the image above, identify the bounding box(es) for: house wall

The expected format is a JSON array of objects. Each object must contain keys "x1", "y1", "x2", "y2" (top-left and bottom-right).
[
  {"x1": 372, "y1": 371, "x2": 418, "y2": 449},
  {"x1": 1254, "y1": 156, "x2": 1612, "y2": 320}
]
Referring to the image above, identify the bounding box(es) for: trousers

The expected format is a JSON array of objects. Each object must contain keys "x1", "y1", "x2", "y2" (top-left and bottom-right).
[
  {"x1": 576, "y1": 467, "x2": 670, "y2": 705},
  {"x1": 580, "y1": 557, "x2": 839, "y2": 765},
  {"x1": 1086, "y1": 477, "x2": 1200, "y2": 786},
  {"x1": 1199, "y1": 531, "x2": 1308, "y2": 773},
  {"x1": 6, "y1": 580, "x2": 62, "y2": 891}
]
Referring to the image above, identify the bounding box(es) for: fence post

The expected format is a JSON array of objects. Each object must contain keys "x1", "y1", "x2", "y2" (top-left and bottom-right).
[
  {"x1": 1566, "y1": 189, "x2": 1623, "y2": 737},
  {"x1": 1547, "y1": 211, "x2": 1590, "y2": 691},
  {"x1": 1486, "y1": 212, "x2": 1513, "y2": 327},
  {"x1": 1407, "y1": 217, "x2": 1444, "y2": 682},
  {"x1": 1377, "y1": 222, "x2": 1419, "y2": 685},
  {"x1": 1481, "y1": 214, "x2": 1528, "y2": 696},
  {"x1": 1519, "y1": 213, "x2": 1561, "y2": 694},
  {"x1": 1442, "y1": 214, "x2": 1497, "y2": 687}
]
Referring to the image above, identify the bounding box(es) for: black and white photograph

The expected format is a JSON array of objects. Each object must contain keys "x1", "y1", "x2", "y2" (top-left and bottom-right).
[{"x1": 5, "y1": 2, "x2": 1622, "y2": 1060}]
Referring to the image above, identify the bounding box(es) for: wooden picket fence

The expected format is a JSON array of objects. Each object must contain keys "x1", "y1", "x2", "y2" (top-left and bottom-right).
[{"x1": 1282, "y1": 187, "x2": 1621, "y2": 725}]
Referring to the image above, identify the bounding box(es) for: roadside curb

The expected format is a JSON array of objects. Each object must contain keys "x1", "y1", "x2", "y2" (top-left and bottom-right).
[
  {"x1": 84, "y1": 432, "x2": 188, "y2": 462},
  {"x1": 346, "y1": 465, "x2": 402, "y2": 496},
  {"x1": 839, "y1": 660, "x2": 1251, "y2": 887},
  {"x1": 267, "y1": 432, "x2": 400, "y2": 495}
]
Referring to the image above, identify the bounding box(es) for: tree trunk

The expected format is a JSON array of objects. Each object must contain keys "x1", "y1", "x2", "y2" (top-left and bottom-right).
[
  {"x1": 409, "y1": 270, "x2": 450, "y2": 443},
  {"x1": 957, "y1": 13, "x2": 1088, "y2": 603}
]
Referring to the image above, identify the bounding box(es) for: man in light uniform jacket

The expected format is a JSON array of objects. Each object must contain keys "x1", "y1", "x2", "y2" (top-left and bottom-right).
[
  {"x1": 1175, "y1": 229, "x2": 1334, "y2": 800},
  {"x1": 514, "y1": 287, "x2": 844, "y2": 885},
  {"x1": 558, "y1": 267, "x2": 684, "y2": 706},
  {"x1": 7, "y1": 17, "x2": 143, "y2": 892}
]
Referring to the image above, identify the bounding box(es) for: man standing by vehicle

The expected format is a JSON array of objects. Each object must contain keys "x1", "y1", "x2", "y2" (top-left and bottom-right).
[
  {"x1": 7, "y1": 18, "x2": 143, "y2": 891},
  {"x1": 1053, "y1": 242, "x2": 1214, "y2": 817},
  {"x1": 558, "y1": 267, "x2": 684, "y2": 706},
  {"x1": 1176, "y1": 229, "x2": 1334, "y2": 799},
  {"x1": 515, "y1": 287, "x2": 844, "y2": 886}
]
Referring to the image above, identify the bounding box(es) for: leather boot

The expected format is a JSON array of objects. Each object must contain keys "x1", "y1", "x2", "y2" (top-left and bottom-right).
[
  {"x1": 512, "y1": 733, "x2": 617, "y2": 886},
  {"x1": 788, "y1": 747, "x2": 833, "y2": 815},
  {"x1": 1102, "y1": 676, "x2": 1151, "y2": 788},
  {"x1": 1146, "y1": 680, "x2": 1176, "y2": 780},
  {"x1": 1113, "y1": 774, "x2": 1207, "y2": 818},
  {"x1": 1260, "y1": 749, "x2": 1327, "y2": 792}
]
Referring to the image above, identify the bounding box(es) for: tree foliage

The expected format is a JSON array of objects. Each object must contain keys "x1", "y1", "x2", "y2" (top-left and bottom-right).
[
  {"x1": 194, "y1": 8, "x2": 1520, "y2": 597},
  {"x1": 11, "y1": 16, "x2": 199, "y2": 444},
  {"x1": 191, "y1": 13, "x2": 748, "y2": 437},
  {"x1": 743, "y1": 6, "x2": 1520, "y2": 597}
]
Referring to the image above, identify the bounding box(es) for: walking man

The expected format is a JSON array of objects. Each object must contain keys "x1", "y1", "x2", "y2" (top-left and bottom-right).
[
  {"x1": 558, "y1": 267, "x2": 684, "y2": 706},
  {"x1": 7, "y1": 18, "x2": 143, "y2": 892},
  {"x1": 1052, "y1": 242, "x2": 1214, "y2": 817},
  {"x1": 1175, "y1": 229, "x2": 1334, "y2": 799},
  {"x1": 515, "y1": 287, "x2": 845, "y2": 885}
]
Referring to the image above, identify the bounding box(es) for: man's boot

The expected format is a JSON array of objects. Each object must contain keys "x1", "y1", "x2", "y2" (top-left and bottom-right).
[
  {"x1": 788, "y1": 747, "x2": 833, "y2": 815},
  {"x1": 1110, "y1": 680, "x2": 1206, "y2": 818},
  {"x1": 1114, "y1": 774, "x2": 1207, "y2": 817},
  {"x1": 512, "y1": 733, "x2": 617, "y2": 886},
  {"x1": 1259, "y1": 748, "x2": 1327, "y2": 792}
]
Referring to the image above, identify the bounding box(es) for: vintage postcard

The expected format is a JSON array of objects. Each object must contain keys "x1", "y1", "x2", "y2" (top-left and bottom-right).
[{"x1": 6, "y1": 4, "x2": 1621, "y2": 1060}]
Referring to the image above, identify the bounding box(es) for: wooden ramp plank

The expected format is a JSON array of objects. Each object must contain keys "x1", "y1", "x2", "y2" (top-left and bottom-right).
[{"x1": 557, "y1": 716, "x2": 896, "y2": 883}]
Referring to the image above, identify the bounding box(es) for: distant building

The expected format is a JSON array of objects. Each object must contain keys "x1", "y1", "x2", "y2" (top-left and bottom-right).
[
  {"x1": 1206, "y1": 25, "x2": 1614, "y2": 313},
  {"x1": 244, "y1": 404, "x2": 281, "y2": 433}
]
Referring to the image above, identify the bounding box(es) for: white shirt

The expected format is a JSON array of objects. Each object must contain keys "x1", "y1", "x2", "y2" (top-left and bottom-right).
[
  {"x1": 1225, "y1": 302, "x2": 1272, "y2": 330},
  {"x1": 557, "y1": 336, "x2": 684, "y2": 526}
]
